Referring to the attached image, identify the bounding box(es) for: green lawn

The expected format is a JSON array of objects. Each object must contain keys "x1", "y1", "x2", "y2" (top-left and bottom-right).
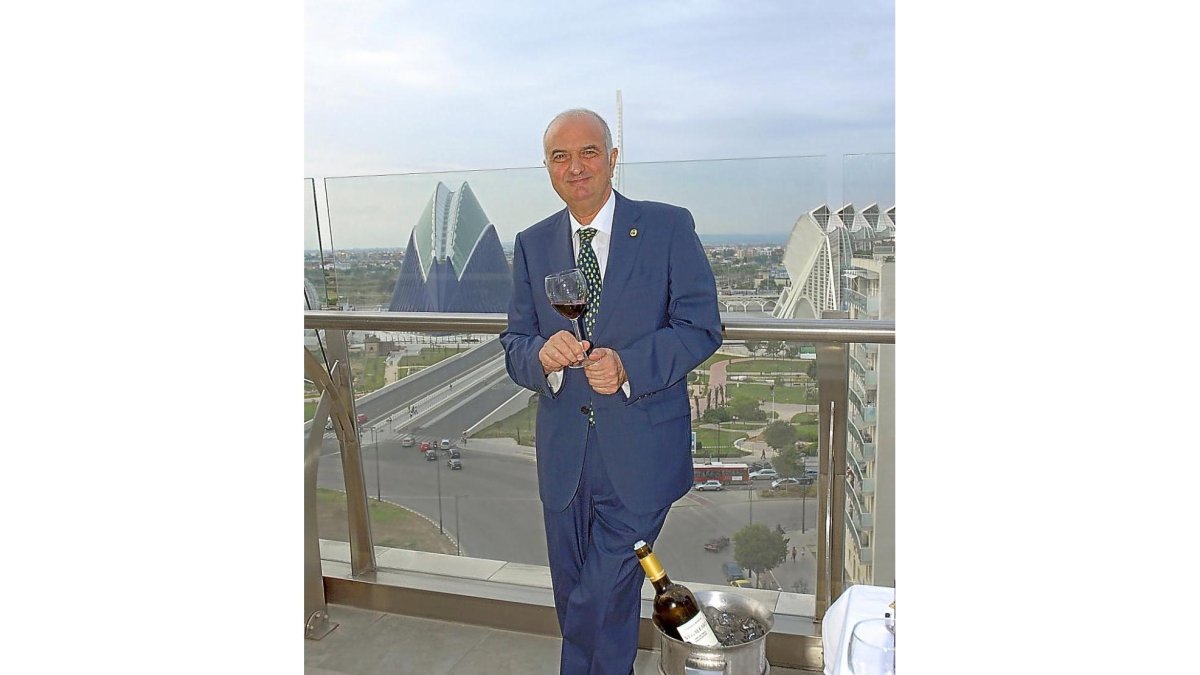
[
  {"x1": 692, "y1": 427, "x2": 749, "y2": 451},
  {"x1": 726, "y1": 359, "x2": 807, "y2": 374},
  {"x1": 727, "y1": 382, "x2": 815, "y2": 405},
  {"x1": 473, "y1": 393, "x2": 538, "y2": 446}
]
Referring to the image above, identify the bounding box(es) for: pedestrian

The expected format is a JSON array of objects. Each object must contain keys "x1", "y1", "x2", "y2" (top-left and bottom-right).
[
  {"x1": 792, "y1": 546, "x2": 797, "y2": 563},
  {"x1": 501, "y1": 108, "x2": 721, "y2": 674}
]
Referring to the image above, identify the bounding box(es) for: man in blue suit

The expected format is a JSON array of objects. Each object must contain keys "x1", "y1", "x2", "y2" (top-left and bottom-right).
[{"x1": 501, "y1": 109, "x2": 722, "y2": 674}]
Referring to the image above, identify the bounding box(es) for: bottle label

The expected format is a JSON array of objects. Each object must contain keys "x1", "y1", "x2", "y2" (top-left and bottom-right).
[{"x1": 676, "y1": 613, "x2": 720, "y2": 647}]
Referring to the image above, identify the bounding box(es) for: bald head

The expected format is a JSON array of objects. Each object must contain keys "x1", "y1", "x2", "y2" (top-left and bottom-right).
[{"x1": 543, "y1": 108, "x2": 613, "y2": 156}]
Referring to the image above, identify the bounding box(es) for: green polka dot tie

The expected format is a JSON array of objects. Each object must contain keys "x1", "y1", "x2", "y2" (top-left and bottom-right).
[{"x1": 577, "y1": 227, "x2": 602, "y2": 339}]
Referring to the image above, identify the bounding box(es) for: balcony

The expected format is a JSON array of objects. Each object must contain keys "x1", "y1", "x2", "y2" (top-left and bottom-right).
[
  {"x1": 862, "y1": 477, "x2": 876, "y2": 495},
  {"x1": 304, "y1": 309, "x2": 894, "y2": 673}
]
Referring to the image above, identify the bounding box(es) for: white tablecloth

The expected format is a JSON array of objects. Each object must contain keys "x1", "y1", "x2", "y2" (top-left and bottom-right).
[{"x1": 822, "y1": 584, "x2": 896, "y2": 675}]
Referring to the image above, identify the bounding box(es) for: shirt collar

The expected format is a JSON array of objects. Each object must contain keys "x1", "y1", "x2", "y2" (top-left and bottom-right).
[{"x1": 569, "y1": 189, "x2": 616, "y2": 239}]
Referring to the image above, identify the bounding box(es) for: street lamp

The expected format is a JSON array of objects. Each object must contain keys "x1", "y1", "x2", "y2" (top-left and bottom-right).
[
  {"x1": 435, "y1": 448, "x2": 444, "y2": 533},
  {"x1": 372, "y1": 427, "x2": 381, "y2": 501},
  {"x1": 454, "y1": 495, "x2": 464, "y2": 555},
  {"x1": 770, "y1": 384, "x2": 776, "y2": 421},
  {"x1": 749, "y1": 484, "x2": 754, "y2": 525}
]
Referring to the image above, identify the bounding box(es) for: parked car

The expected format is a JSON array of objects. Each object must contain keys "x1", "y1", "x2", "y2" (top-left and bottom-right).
[
  {"x1": 448, "y1": 448, "x2": 461, "y2": 459},
  {"x1": 722, "y1": 562, "x2": 745, "y2": 583},
  {"x1": 804, "y1": 469, "x2": 818, "y2": 478},
  {"x1": 693, "y1": 479, "x2": 723, "y2": 492},
  {"x1": 400, "y1": 434, "x2": 415, "y2": 447},
  {"x1": 447, "y1": 458, "x2": 462, "y2": 470},
  {"x1": 729, "y1": 578, "x2": 752, "y2": 588},
  {"x1": 771, "y1": 477, "x2": 801, "y2": 489},
  {"x1": 440, "y1": 438, "x2": 452, "y2": 451},
  {"x1": 798, "y1": 477, "x2": 815, "y2": 485},
  {"x1": 748, "y1": 468, "x2": 778, "y2": 481},
  {"x1": 425, "y1": 449, "x2": 438, "y2": 461},
  {"x1": 704, "y1": 536, "x2": 730, "y2": 552}
]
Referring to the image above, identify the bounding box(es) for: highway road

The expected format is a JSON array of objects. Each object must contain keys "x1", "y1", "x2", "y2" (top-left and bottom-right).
[{"x1": 312, "y1": 337, "x2": 818, "y2": 589}]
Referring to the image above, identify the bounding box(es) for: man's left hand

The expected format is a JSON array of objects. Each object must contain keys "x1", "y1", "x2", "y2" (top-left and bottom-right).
[{"x1": 584, "y1": 347, "x2": 626, "y2": 395}]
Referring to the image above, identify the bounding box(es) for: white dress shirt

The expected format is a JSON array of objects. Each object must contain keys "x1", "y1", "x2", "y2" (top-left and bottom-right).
[{"x1": 547, "y1": 190, "x2": 630, "y2": 396}]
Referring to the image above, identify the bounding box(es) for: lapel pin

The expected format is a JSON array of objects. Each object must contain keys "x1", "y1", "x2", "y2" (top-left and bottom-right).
[{"x1": 629, "y1": 228, "x2": 638, "y2": 237}]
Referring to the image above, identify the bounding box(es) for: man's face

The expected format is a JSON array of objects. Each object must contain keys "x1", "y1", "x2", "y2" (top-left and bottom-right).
[{"x1": 543, "y1": 114, "x2": 619, "y2": 222}]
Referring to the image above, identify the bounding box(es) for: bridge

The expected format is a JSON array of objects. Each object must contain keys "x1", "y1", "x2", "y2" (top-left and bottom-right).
[{"x1": 718, "y1": 291, "x2": 780, "y2": 313}]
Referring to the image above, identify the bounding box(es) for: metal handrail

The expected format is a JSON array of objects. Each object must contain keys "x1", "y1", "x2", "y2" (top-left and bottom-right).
[
  {"x1": 303, "y1": 311, "x2": 895, "y2": 344},
  {"x1": 303, "y1": 309, "x2": 894, "y2": 635}
]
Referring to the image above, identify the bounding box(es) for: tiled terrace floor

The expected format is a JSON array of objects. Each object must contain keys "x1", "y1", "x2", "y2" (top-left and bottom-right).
[{"x1": 305, "y1": 602, "x2": 809, "y2": 674}]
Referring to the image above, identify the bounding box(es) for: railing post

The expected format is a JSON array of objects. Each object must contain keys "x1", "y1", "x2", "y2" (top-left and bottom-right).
[
  {"x1": 814, "y1": 310, "x2": 850, "y2": 622},
  {"x1": 324, "y1": 329, "x2": 377, "y2": 577},
  {"x1": 304, "y1": 393, "x2": 338, "y2": 639}
]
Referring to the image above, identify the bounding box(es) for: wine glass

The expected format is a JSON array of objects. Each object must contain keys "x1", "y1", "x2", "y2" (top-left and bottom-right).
[
  {"x1": 848, "y1": 618, "x2": 896, "y2": 675},
  {"x1": 544, "y1": 268, "x2": 588, "y2": 369}
]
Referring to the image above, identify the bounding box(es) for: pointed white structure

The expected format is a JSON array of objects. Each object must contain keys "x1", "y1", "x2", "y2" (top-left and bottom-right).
[{"x1": 772, "y1": 205, "x2": 838, "y2": 319}]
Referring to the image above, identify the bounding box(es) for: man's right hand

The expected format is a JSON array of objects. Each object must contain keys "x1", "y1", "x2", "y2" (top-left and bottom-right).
[{"x1": 539, "y1": 330, "x2": 590, "y2": 374}]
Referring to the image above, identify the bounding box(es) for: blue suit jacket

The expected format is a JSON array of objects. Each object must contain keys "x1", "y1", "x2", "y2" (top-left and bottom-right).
[{"x1": 501, "y1": 191, "x2": 722, "y2": 515}]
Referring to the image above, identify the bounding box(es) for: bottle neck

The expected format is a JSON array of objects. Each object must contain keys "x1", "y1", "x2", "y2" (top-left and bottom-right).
[{"x1": 638, "y1": 551, "x2": 673, "y2": 592}]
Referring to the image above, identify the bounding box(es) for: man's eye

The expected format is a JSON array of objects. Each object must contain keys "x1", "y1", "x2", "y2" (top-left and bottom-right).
[
  {"x1": 552, "y1": 153, "x2": 568, "y2": 162},
  {"x1": 582, "y1": 149, "x2": 598, "y2": 158}
]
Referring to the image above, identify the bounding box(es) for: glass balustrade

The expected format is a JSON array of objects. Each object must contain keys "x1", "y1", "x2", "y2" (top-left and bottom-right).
[{"x1": 304, "y1": 154, "x2": 896, "y2": 627}]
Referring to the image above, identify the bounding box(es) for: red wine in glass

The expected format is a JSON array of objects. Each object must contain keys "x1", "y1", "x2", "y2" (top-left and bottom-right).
[
  {"x1": 544, "y1": 268, "x2": 588, "y2": 368},
  {"x1": 551, "y1": 302, "x2": 586, "y2": 320}
]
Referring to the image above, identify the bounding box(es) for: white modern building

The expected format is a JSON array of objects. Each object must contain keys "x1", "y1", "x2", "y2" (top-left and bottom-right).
[{"x1": 775, "y1": 202, "x2": 896, "y2": 588}]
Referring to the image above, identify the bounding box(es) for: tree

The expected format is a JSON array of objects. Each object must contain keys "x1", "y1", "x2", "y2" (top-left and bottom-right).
[
  {"x1": 733, "y1": 523, "x2": 789, "y2": 587},
  {"x1": 700, "y1": 406, "x2": 733, "y2": 424},
  {"x1": 774, "y1": 444, "x2": 806, "y2": 478},
  {"x1": 763, "y1": 421, "x2": 798, "y2": 452},
  {"x1": 729, "y1": 397, "x2": 766, "y2": 422}
]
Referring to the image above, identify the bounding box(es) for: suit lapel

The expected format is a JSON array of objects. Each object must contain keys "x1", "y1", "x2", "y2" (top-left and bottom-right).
[
  {"x1": 592, "y1": 192, "x2": 643, "y2": 340},
  {"x1": 547, "y1": 209, "x2": 575, "y2": 274}
]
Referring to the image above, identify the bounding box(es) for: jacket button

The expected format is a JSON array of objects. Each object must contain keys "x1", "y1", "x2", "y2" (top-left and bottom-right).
[{"x1": 580, "y1": 405, "x2": 592, "y2": 415}]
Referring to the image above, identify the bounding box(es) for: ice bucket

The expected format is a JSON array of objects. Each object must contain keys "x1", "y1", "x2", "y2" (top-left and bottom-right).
[{"x1": 654, "y1": 589, "x2": 774, "y2": 675}]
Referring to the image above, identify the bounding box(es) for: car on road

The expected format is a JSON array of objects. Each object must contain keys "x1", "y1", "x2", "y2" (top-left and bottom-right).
[
  {"x1": 722, "y1": 562, "x2": 746, "y2": 583},
  {"x1": 448, "y1": 448, "x2": 461, "y2": 459},
  {"x1": 748, "y1": 468, "x2": 778, "y2": 481},
  {"x1": 771, "y1": 477, "x2": 801, "y2": 489},
  {"x1": 425, "y1": 449, "x2": 439, "y2": 461},
  {"x1": 440, "y1": 438, "x2": 452, "y2": 451},
  {"x1": 804, "y1": 469, "x2": 818, "y2": 478},
  {"x1": 749, "y1": 461, "x2": 773, "y2": 472},
  {"x1": 447, "y1": 458, "x2": 462, "y2": 470},
  {"x1": 704, "y1": 536, "x2": 730, "y2": 552},
  {"x1": 325, "y1": 420, "x2": 334, "y2": 431},
  {"x1": 356, "y1": 413, "x2": 369, "y2": 424},
  {"x1": 400, "y1": 435, "x2": 415, "y2": 447},
  {"x1": 693, "y1": 479, "x2": 723, "y2": 492},
  {"x1": 729, "y1": 578, "x2": 751, "y2": 588}
]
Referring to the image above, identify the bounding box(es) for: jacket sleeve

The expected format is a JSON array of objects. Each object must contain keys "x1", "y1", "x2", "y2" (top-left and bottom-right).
[
  {"x1": 500, "y1": 231, "x2": 555, "y2": 396},
  {"x1": 620, "y1": 210, "x2": 722, "y2": 403}
]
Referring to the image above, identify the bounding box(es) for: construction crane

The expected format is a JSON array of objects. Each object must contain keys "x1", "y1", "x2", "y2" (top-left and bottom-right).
[{"x1": 615, "y1": 89, "x2": 624, "y2": 193}]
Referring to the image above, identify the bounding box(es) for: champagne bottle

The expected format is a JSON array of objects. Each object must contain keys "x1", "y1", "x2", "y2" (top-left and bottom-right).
[{"x1": 633, "y1": 540, "x2": 719, "y2": 646}]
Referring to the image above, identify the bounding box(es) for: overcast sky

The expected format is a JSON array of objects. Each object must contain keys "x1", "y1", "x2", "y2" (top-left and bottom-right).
[{"x1": 305, "y1": 0, "x2": 894, "y2": 248}]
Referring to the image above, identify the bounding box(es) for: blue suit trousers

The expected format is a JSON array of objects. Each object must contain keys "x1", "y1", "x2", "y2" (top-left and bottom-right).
[{"x1": 543, "y1": 426, "x2": 670, "y2": 675}]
